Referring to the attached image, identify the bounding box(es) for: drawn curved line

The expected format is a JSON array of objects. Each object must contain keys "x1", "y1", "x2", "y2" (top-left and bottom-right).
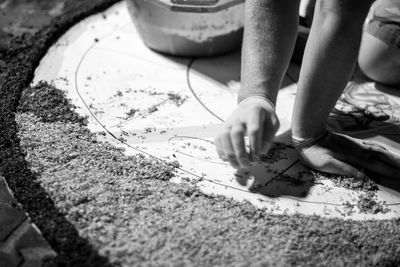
[
  {"x1": 186, "y1": 58, "x2": 225, "y2": 122},
  {"x1": 187, "y1": 57, "x2": 298, "y2": 121},
  {"x1": 265, "y1": 159, "x2": 299, "y2": 185},
  {"x1": 93, "y1": 46, "x2": 187, "y2": 71},
  {"x1": 168, "y1": 135, "x2": 229, "y2": 166},
  {"x1": 72, "y1": 23, "x2": 400, "y2": 209},
  {"x1": 74, "y1": 27, "x2": 166, "y2": 157},
  {"x1": 73, "y1": 27, "x2": 251, "y2": 196},
  {"x1": 169, "y1": 135, "x2": 215, "y2": 144}
]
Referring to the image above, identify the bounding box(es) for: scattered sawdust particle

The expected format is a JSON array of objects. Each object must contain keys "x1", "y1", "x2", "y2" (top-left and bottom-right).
[
  {"x1": 17, "y1": 81, "x2": 87, "y2": 126},
  {"x1": 343, "y1": 201, "x2": 356, "y2": 216},
  {"x1": 167, "y1": 92, "x2": 187, "y2": 106},
  {"x1": 169, "y1": 160, "x2": 180, "y2": 168},
  {"x1": 314, "y1": 171, "x2": 379, "y2": 192},
  {"x1": 259, "y1": 142, "x2": 290, "y2": 164},
  {"x1": 147, "y1": 106, "x2": 158, "y2": 113},
  {"x1": 357, "y1": 191, "x2": 390, "y2": 214},
  {"x1": 144, "y1": 127, "x2": 153, "y2": 133},
  {"x1": 114, "y1": 90, "x2": 123, "y2": 97},
  {"x1": 125, "y1": 108, "x2": 138, "y2": 118},
  {"x1": 120, "y1": 130, "x2": 129, "y2": 136}
]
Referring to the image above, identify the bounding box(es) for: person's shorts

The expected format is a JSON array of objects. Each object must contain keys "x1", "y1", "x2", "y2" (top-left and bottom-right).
[{"x1": 365, "y1": 0, "x2": 400, "y2": 48}]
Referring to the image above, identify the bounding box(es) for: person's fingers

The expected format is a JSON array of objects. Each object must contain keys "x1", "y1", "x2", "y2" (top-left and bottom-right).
[
  {"x1": 248, "y1": 181, "x2": 263, "y2": 193},
  {"x1": 234, "y1": 169, "x2": 251, "y2": 186},
  {"x1": 356, "y1": 103, "x2": 367, "y2": 110},
  {"x1": 260, "y1": 112, "x2": 279, "y2": 155},
  {"x1": 375, "y1": 152, "x2": 400, "y2": 169},
  {"x1": 246, "y1": 110, "x2": 264, "y2": 160},
  {"x1": 364, "y1": 105, "x2": 389, "y2": 120},
  {"x1": 214, "y1": 136, "x2": 225, "y2": 161},
  {"x1": 358, "y1": 155, "x2": 400, "y2": 178},
  {"x1": 340, "y1": 144, "x2": 400, "y2": 178},
  {"x1": 230, "y1": 125, "x2": 251, "y2": 168},
  {"x1": 220, "y1": 130, "x2": 239, "y2": 168},
  {"x1": 360, "y1": 141, "x2": 400, "y2": 168},
  {"x1": 259, "y1": 134, "x2": 274, "y2": 157},
  {"x1": 333, "y1": 147, "x2": 399, "y2": 179},
  {"x1": 349, "y1": 141, "x2": 400, "y2": 178},
  {"x1": 335, "y1": 101, "x2": 358, "y2": 114},
  {"x1": 260, "y1": 142, "x2": 272, "y2": 157},
  {"x1": 299, "y1": 131, "x2": 400, "y2": 179},
  {"x1": 322, "y1": 158, "x2": 367, "y2": 180}
]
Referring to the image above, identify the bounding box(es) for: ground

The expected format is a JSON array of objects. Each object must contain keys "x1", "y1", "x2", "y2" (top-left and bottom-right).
[{"x1": 0, "y1": 0, "x2": 400, "y2": 266}]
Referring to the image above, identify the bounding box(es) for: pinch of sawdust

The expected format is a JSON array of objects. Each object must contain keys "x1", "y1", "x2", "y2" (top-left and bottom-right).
[{"x1": 13, "y1": 82, "x2": 400, "y2": 266}]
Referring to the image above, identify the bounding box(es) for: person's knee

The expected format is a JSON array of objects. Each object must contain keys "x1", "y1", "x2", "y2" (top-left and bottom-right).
[{"x1": 358, "y1": 32, "x2": 400, "y2": 86}]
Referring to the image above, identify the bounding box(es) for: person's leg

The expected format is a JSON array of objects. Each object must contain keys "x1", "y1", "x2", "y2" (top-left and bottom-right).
[
  {"x1": 358, "y1": 33, "x2": 400, "y2": 86},
  {"x1": 358, "y1": 0, "x2": 400, "y2": 86},
  {"x1": 292, "y1": 0, "x2": 316, "y2": 64}
]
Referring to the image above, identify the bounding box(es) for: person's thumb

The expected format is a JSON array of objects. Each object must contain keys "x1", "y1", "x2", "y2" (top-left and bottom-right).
[{"x1": 259, "y1": 112, "x2": 280, "y2": 155}]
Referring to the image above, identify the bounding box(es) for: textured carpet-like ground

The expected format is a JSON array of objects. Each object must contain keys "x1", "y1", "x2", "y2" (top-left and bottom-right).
[
  {"x1": 1, "y1": 0, "x2": 400, "y2": 266},
  {"x1": 14, "y1": 82, "x2": 400, "y2": 266}
]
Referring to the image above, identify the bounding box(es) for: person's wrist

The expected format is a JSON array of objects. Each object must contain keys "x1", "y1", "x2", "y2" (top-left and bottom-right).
[
  {"x1": 238, "y1": 95, "x2": 276, "y2": 111},
  {"x1": 291, "y1": 129, "x2": 328, "y2": 150},
  {"x1": 238, "y1": 86, "x2": 277, "y2": 106},
  {"x1": 291, "y1": 120, "x2": 328, "y2": 144}
]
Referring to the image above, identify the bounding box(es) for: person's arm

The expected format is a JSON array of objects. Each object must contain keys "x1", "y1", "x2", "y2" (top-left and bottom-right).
[
  {"x1": 239, "y1": 0, "x2": 300, "y2": 103},
  {"x1": 292, "y1": 0, "x2": 373, "y2": 139},
  {"x1": 215, "y1": 0, "x2": 300, "y2": 169},
  {"x1": 292, "y1": 0, "x2": 400, "y2": 179}
]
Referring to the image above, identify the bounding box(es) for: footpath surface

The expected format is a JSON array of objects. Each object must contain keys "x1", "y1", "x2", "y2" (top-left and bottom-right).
[{"x1": 0, "y1": 176, "x2": 56, "y2": 266}]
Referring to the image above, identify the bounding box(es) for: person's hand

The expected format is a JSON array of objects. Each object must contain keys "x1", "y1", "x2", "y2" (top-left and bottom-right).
[
  {"x1": 215, "y1": 96, "x2": 280, "y2": 169},
  {"x1": 294, "y1": 131, "x2": 400, "y2": 179}
]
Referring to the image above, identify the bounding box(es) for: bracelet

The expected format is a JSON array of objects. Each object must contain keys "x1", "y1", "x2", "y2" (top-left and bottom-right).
[
  {"x1": 238, "y1": 95, "x2": 276, "y2": 111},
  {"x1": 291, "y1": 130, "x2": 328, "y2": 149}
]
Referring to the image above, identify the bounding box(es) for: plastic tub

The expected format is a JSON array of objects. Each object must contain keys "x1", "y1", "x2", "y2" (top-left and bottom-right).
[{"x1": 126, "y1": 0, "x2": 245, "y2": 57}]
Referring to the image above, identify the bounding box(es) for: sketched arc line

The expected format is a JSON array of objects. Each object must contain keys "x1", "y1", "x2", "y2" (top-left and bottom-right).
[
  {"x1": 71, "y1": 32, "x2": 392, "y2": 209},
  {"x1": 168, "y1": 135, "x2": 215, "y2": 145},
  {"x1": 186, "y1": 58, "x2": 225, "y2": 123},
  {"x1": 73, "y1": 44, "x2": 346, "y2": 208},
  {"x1": 168, "y1": 135, "x2": 230, "y2": 166},
  {"x1": 73, "y1": 43, "x2": 325, "y2": 205},
  {"x1": 72, "y1": 33, "x2": 255, "y2": 193}
]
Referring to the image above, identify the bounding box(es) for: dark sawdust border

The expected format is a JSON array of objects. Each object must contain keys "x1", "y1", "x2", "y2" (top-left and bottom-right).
[{"x1": 0, "y1": 0, "x2": 120, "y2": 266}]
